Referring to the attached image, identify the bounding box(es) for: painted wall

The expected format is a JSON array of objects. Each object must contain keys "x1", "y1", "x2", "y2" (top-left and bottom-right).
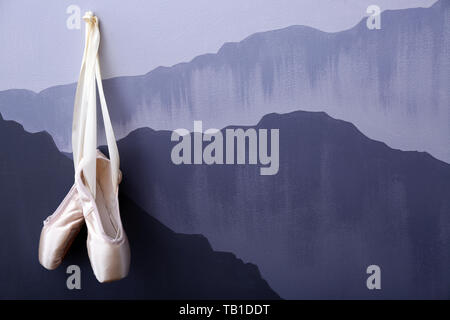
[{"x1": 0, "y1": 0, "x2": 449, "y2": 299}]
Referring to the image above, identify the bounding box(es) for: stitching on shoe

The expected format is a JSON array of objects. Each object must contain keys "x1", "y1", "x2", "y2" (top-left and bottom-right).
[{"x1": 44, "y1": 186, "x2": 79, "y2": 225}]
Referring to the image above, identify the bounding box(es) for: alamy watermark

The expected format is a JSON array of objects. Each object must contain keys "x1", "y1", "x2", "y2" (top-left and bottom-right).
[
  {"x1": 170, "y1": 121, "x2": 279, "y2": 176},
  {"x1": 66, "y1": 265, "x2": 81, "y2": 290},
  {"x1": 367, "y1": 5, "x2": 381, "y2": 30},
  {"x1": 366, "y1": 265, "x2": 381, "y2": 290},
  {"x1": 66, "y1": 5, "x2": 81, "y2": 30}
]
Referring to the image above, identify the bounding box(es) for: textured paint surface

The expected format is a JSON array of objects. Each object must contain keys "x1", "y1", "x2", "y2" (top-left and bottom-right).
[
  {"x1": 0, "y1": 2, "x2": 448, "y2": 162},
  {"x1": 0, "y1": 1, "x2": 449, "y2": 299},
  {"x1": 113, "y1": 110, "x2": 450, "y2": 299},
  {"x1": 0, "y1": 0, "x2": 437, "y2": 91},
  {"x1": 0, "y1": 113, "x2": 279, "y2": 299}
]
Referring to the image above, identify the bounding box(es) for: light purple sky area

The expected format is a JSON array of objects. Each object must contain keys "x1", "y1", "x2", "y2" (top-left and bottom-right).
[{"x1": 0, "y1": 0, "x2": 438, "y2": 91}]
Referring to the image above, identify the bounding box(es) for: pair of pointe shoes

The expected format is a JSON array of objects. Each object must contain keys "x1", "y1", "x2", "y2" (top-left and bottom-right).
[{"x1": 39, "y1": 150, "x2": 130, "y2": 283}]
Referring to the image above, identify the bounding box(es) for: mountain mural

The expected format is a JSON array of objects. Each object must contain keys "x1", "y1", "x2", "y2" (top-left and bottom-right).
[
  {"x1": 0, "y1": 112, "x2": 278, "y2": 299},
  {"x1": 110, "y1": 110, "x2": 450, "y2": 299},
  {"x1": 0, "y1": 0, "x2": 448, "y2": 162}
]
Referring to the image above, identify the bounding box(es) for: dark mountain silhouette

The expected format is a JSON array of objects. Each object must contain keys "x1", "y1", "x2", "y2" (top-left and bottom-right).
[
  {"x1": 112, "y1": 110, "x2": 450, "y2": 299},
  {"x1": 0, "y1": 0, "x2": 448, "y2": 162},
  {"x1": 0, "y1": 112, "x2": 279, "y2": 299}
]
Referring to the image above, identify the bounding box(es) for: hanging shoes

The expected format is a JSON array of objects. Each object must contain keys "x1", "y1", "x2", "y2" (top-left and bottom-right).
[
  {"x1": 38, "y1": 151, "x2": 124, "y2": 273},
  {"x1": 38, "y1": 11, "x2": 130, "y2": 283}
]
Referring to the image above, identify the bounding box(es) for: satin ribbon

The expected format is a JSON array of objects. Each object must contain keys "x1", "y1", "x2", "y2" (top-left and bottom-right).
[{"x1": 72, "y1": 11, "x2": 120, "y2": 199}]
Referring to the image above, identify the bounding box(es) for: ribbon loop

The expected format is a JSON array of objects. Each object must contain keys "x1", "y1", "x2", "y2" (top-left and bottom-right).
[{"x1": 72, "y1": 12, "x2": 120, "y2": 199}]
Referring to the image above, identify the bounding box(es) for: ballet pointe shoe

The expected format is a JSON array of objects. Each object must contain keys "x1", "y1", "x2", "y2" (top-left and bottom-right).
[
  {"x1": 38, "y1": 185, "x2": 84, "y2": 270},
  {"x1": 76, "y1": 150, "x2": 130, "y2": 283},
  {"x1": 39, "y1": 153, "x2": 123, "y2": 271}
]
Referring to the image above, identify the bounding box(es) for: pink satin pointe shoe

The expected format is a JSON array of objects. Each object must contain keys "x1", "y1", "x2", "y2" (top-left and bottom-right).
[
  {"x1": 76, "y1": 150, "x2": 130, "y2": 283},
  {"x1": 38, "y1": 185, "x2": 84, "y2": 270},
  {"x1": 38, "y1": 152, "x2": 124, "y2": 271}
]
